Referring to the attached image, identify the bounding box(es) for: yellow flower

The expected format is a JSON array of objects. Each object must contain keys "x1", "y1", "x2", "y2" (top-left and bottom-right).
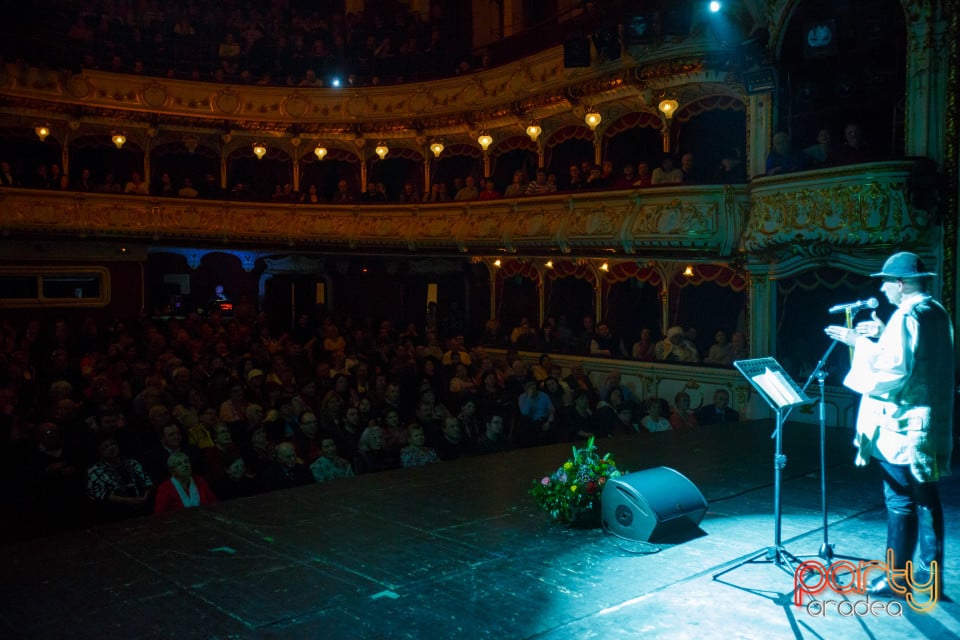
[
  {"x1": 570, "y1": 485, "x2": 578, "y2": 493},
  {"x1": 563, "y1": 462, "x2": 573, "y2": 470}
]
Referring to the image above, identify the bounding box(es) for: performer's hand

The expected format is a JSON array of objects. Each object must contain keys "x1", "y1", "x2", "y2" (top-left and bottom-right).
[
  {"x1": 824, "y1": 325, "x2": 856, "y2": 345},
  {"x1": 855, "y1": 311, "x2": 885, "y2": 338}
]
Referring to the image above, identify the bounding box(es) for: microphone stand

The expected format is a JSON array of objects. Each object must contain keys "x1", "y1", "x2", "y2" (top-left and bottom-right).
[{"x1": 783, "y1": 336, "x2": 859, "y2": 563}]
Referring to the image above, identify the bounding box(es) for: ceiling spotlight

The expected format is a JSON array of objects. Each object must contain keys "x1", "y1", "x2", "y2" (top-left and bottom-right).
[
  {"x1": 525, "y1": 124, "x2": 542, "y2": 142},
  {"x1": 584, "y1": 110, "x2": 602, "y2": 130},
  {"x1": 430, "y1": 141, "x2": 444, "y2": 158},
  {"x1": 477, "y1": 134, "x2": 493, "y2": 151},
  {"x1": 111, "y1": 133, "x2": 127, "y2": 149},
  {"x1": 375, "y1": 142, "x2": 389, "y2": 159},
  {"x1": 658, "y1": 99, "x2": 679, "y2": 119},
  {"x1": 314, "y1": 145, "x2": 327, "y2": 160},
  {"x1": 35, "y1": 126, "x2": 50, "y2": 141},
  {"x1": 252, "y1": 142, "x2": 267, "y2": 159},
  {"x1": 709, "y1": 1, "x2": 722, "y2": 13}
]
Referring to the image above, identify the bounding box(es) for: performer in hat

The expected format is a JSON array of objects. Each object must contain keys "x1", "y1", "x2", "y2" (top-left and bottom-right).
[{"x1": 825, "y1": 252, "x2": 952, "y2": 598}]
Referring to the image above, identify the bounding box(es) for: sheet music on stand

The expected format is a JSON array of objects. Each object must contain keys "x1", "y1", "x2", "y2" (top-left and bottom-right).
[{"x1": 735, "y1": 358, "x2": 812, "y2": 410}]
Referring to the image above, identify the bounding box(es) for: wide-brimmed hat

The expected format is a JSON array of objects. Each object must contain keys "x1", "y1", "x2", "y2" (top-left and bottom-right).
[{"x1": 870, "y1": 252, "x2": 936, "y2": 279}]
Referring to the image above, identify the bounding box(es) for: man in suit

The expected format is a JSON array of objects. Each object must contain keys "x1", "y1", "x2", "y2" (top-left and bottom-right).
[{"x1": 696, "y1": 389, "x2": 739, "y2": 425}]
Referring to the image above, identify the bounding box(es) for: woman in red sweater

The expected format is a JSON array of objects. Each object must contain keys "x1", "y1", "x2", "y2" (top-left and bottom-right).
[{"x1": 154, "y1": 451, "x2": 217, "y2": 514}]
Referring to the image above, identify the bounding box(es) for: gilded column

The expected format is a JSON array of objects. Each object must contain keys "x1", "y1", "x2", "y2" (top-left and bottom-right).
[
  {"x1": 746, "y1": 92, "x2": 771, "y2": 180},
  {"x1": 746, "y1": 268, "x2": 774, "y2": 359}
]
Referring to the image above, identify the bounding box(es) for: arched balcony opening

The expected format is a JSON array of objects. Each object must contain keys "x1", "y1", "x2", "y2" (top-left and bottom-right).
[
  {"x1": 367, "y1": 147, "x2": 423, "y2": 201},
  {"x1": 667, "y1": 265, "x2": 748, "y2": 358},
  {"x1": 672, "y1": 97, "x2": 747, "y2": 183},
  {"x1": 777, "y1": 0, "x2": 906, "y2": 160},
  {"x1": 0, "y1": 127, "x2": 60, "y2": 187},
  {"x1": 432, "y1": 144, "x2": 482, "y2": 195},
  {"x1": 489, "y1": 136, "x2": 538, "y2": 187},
  {"x1": 603, "y1": 113, "x2": 664, "y2": 182},
  {"x1": 68, "y1": 135, "x2": 144, "y2": 192},
  {"x1": 150, "y1": 141, "x2": 219, "y2": 197},
  {"x1": 545, "y1": 126, "x2": 594, "y2": 182},
  {"x1": 226, "y1": 146, "x2": 292, "y2": 201},
  {"x1": 300, "y1": 148, "x2": 360, "y2": 203}
]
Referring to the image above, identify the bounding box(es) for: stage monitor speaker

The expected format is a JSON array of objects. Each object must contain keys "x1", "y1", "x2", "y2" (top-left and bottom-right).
[
  {"x1": 563, "y1": 36, "x2": 591, "y2": 68},
  {"x1": 601, "y1": 467, "x2": 707, "y2": 542}
]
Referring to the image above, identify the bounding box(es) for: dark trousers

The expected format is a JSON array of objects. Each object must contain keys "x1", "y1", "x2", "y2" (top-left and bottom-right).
[{"x1": 879, "y1": 460, "x2": 944, "y2": 578}]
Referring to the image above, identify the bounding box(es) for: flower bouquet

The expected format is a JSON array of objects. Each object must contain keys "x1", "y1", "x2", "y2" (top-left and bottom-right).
[{"x1": 529, "y1": 437, "x2": 624, "y2": 524}]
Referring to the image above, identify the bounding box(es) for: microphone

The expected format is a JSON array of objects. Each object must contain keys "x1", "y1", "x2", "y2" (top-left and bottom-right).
[{"x1": 828, "y1": 297, "x2": 879, "y2": 314}]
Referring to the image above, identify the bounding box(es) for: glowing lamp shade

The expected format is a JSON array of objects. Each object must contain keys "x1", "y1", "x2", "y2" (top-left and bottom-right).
[
  {"x1": 584, "y1": 110, "x2": 602, "y2": 130},
  {"x1": 314, "y1": 145, "x2": 327, "y2": 160},
  {"x1": 493, "y1": 259, "x2": 502, "y2": 268},
  {"x1": 525, "y1": 124, "x2": 542, "y2": 142},
  {"x1": 252, "y1": 143, "x2": 267, "y2": 159},
  {"x1": 429, "y1": 141, "x2": 444, "y2": 158},
  {"x1": 683, "y1": 265, "x2": 695, "y2": 277},
  {"x1": 35, "y1": 126, "x2": 50, "y2": 141},
  {"x1": 111, "y1": 133, "x2": 127, "y2": 149},
  {"x1": 375, "y1": 143, "x2": 389, "y2": 159},
  {"x1": 600, "y1": 261, "x2": 609, "y2": 272},
  {"x1": 477, "y1": 134, "x2": 493, "y2": 151},
  {"x1": 544, "y1": 260, "x2": 554, "y2": 269},
  {"x1": 658, "y1": 99, "x2": 679, "y2": 119}
]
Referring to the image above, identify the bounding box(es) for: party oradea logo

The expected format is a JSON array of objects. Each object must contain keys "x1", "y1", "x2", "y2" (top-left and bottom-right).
[{"x1": 794, "y1": 550, "x2": 938, "y2": 616}]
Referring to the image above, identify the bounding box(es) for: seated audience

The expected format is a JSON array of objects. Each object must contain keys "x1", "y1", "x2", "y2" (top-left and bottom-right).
[
  {"x1": 400, "y1": 424, "x2": 439, "y2": 468},
  {"x1": 640, "y1": 398, "x2": 672, "y2": 433},
  {"x1": 669, "y1": 391, "x2": 698, "y2": 430}
]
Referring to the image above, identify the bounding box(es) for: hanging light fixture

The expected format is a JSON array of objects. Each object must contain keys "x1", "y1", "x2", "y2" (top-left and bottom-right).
[
  {"x1": 35, "y1": 125, "x2": 50, "y2": 141},
  {"x1": 111, "y1": 133, "x2": 127, "y2": 149},
  {"x1": 544, "y1": 260, "x2": 554, "y2": 269},
  {"x1": 429, "y1": 140, "x2": 444, "y2": 158},
  {"x1": 525, "y1": 124, "x2": 542, "y2": 142},
  {"x1": 477, "y1": 133, "x2": 493, "y2": 151},
  {"x1": 599, "y1": 261, "x2": 609, "y2": 272},
  {"x1": 683, "y1": 264, "x2": 695, "y2": 277},
  {"x1": 493, "y1": 259, "x2": 502, "y2": 268},
  {"x1": 584, "y1": 109, "x2": 602, "y2": 131},
  {"x1": 314, "y1": 145, "x2": 327, "y2": 160},
  {"x1": 252, "y1": 142, "x2": 267, "y2": 159},
  {"x1": 375, "y1": 142, "x2": 389, "y2": 159},
  {"x1": 658, "y1": 99, "x2": 679, "y2": 119}
]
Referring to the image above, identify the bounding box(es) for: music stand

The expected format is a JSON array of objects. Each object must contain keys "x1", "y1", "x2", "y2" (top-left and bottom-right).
[{"x1": 713, "y1": 357, "x2": 813, "y2": 581}]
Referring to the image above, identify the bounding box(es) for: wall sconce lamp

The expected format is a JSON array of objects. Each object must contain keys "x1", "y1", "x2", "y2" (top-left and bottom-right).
[
  {"x1": 111, "y1": 133, "x2": 127, "y2": 149},
  {"x1": 252, "y1": 142, "x2": 267, "y2": 159},
  {"x1": 314, "y1": 145, "x2": 327, "y2": 160},
  {"x1": 35, "y1": 125, "x2": 50, "y2": 141},
  {"x1": 493, "y1": 258, "x2": 502, "y2": 268},
  {"x1": 375, "y1": 142, "x2": 389, "y2": 159},
  {"x1": 683, "y1": 264, "x2": 695, "y2": 277},
  {"x1": 658, "y1": 99, "x2": 679, "y2": 119},
  {"x1": 544, "y1": 260, "x2": 554, "y2": 269},
  {"x1": 584, "y1": 110, "x2": 602, "y2": 130},
  {"x1": 525, "y1": 124, "x2": 542, "y2": 142},
  {"x1": 477, "y1": 133, "x2": 493, "y2": 152},
  {"x1": 429, "y1": 141, "x2": 444, "y2": 158},
  {"x1": 599, "y1": 261, "x2": 609, "y2": 272}
]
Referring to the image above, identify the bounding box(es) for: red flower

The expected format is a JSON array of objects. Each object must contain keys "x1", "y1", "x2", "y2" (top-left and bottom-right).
[{"x1": 585, "y1": 481, "x2": 598, "y2": 495}]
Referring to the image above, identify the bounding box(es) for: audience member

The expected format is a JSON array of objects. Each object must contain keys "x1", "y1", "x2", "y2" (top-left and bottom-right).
[
  {"x1": 652, "y1": 155, "x2": 683, "y2": 185},
  {"x1": 309, "y1": 437, "x2": 356, "y2": 483},
  {"x1": 831, "y1": 122, "x2": 871, "y2": 165},
  {"x1": 641, "y1": 397, "x2": 672, "y2": 432},
  {"x1": 696, "y1": 389, "x2": 740, "y2": 425},
  {"x1": 153, "y1": 451, "x2": 217, "y2": 514},
  {"x1": 765, "y1": 131, "x2": 806, "y2": 175},
  {"x1": 669, "y1": 391, "x2": 698, "y2": 430},
  {"x1": 399, "y1": 424, "x2": 439, "y2": 468}
]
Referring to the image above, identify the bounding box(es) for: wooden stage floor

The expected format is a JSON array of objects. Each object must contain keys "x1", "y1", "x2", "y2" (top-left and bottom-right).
[{"x1": 1, "y1": 421, "x2": 958, "y2": 640}]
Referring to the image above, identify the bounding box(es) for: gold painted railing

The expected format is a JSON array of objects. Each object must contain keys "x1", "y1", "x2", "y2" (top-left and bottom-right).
[
  {"x1": 0, "y1": 162, "x2": 933, "y2": 259},
  {"x1": 0, "y1": 184, "x2": 749, "y2": 257}
]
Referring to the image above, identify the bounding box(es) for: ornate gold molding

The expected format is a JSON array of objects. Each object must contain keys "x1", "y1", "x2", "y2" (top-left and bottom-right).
[{"x1": 742, "y1": 161, "x2": 932, "y2": 252}]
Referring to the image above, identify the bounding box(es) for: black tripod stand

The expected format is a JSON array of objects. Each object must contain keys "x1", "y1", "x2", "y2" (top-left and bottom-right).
[{"x1": 713, "y1": 358, "x2": 812, "y2": 581}]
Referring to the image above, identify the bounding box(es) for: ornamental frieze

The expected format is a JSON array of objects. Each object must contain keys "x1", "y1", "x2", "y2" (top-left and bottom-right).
[
  {"x1": 742, "y1": 161, "x2": 927, "y2": 251},
  {"x1": 0, "y1": 163, "x2": 930, "y2": 260}
]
